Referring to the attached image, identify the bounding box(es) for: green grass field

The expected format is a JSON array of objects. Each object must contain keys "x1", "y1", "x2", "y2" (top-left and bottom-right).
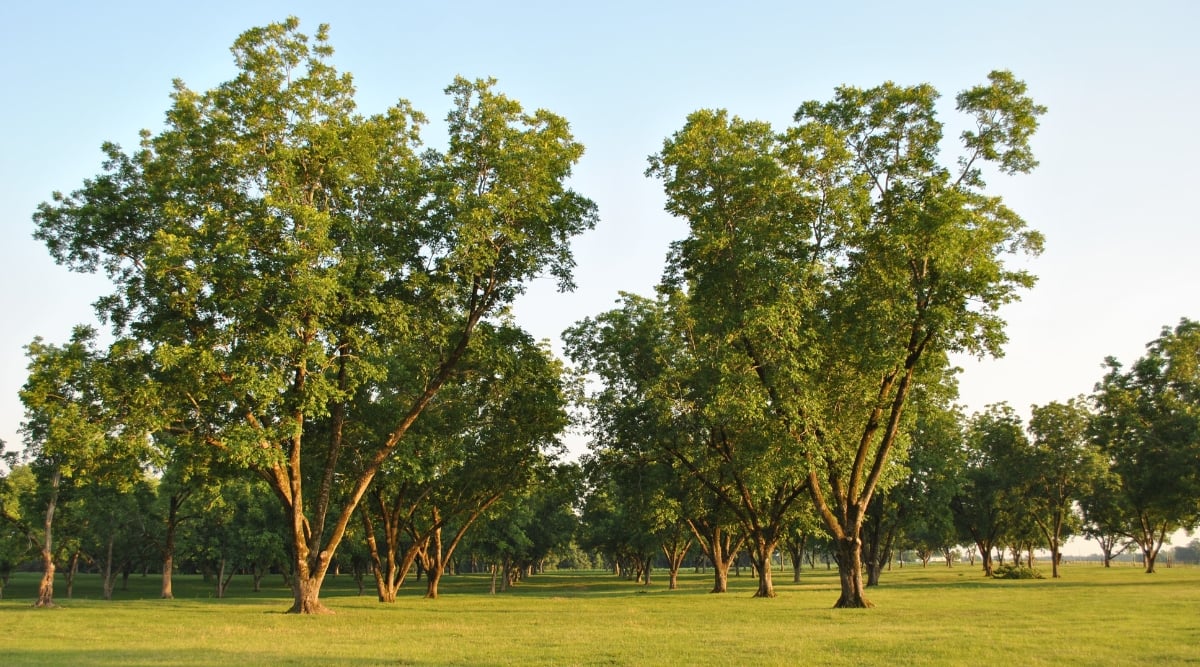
[{"x1": 1, "y1": 562, "x2": 1196, "y2": 665}]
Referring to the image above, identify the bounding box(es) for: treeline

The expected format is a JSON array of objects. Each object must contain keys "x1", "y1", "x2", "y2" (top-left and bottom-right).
[
  {"x1": 1, "y1": 18, "x2": 1198, "y2": 614},
  {"x1": 571, "y1": 318, "x2": 1200, "y2": 594},
  {"x1": 0, "y1": 455, "x2": 588, "y2": 602}
]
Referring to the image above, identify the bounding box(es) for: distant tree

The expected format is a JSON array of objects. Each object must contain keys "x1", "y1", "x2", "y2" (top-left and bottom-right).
[
  {"x1": 579, "y1": 452, "x2": 660, "y2": 585},
  {"x1": 1078, "y1": 465, "x2": 1135, "y2": 567},
  {"x1": 897, "y1": 398, "x2": 966, "y2": 569},
  {"x1": 951, "y1": 404, "x2": 1027, "y2": 577},
  {"x1": 357, "y1": 326, "x2": 570, "y2": 600},
  {"x1": 0, "y1": 463, "x2": 36, "y2": 598},
  {"x1": 84, "y1": 474, "x2": 156, "y2": 600},
  {"x1": 1025, "y1": 397, "x2": 1103, "y2": 578},
  {"x1": 145, "y1": 431, "x2": 229, "y2": 599},
  {"x1": 179, "y1": 475, "x2": 285, "y2": 598},
  {"x1": 781, "y1": 495, "x2": 824, "y2": 583},
  {"x1": 1172, "y1": 539, "x2": 1200, "y2": 565},
  {"x1": 1091, "y1": 319, "x2": 1200, "y2": 573},
  {"x1": 682, "y1": 487, "x2": 746, "y2": 593}
]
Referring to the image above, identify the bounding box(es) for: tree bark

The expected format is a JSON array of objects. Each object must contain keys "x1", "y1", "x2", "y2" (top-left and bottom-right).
[
  {"x1": 35, "y1": 548, "x2": 56, "y2": 608},
  {"x1": 34, "y1": 469, "x2": 61, "y2": 608},
  {"x1": 65, "y1": 551, "x2": 80, "y2": 599},
  {"x1": 748, "y1": 536, "x2": 778, "y2": 598},
  {"x1": 160, "y1": 492, "x2": 184, "y2": 599},
  {"x1": 102, "y1": 534, "x2": 116, "y2": 601},
  {"x1": 833, "y1": 535, "x2": 873, "y2": 608},
  {"x1": 686, "y1": 520, "x2": 742, "y2": 594},
  {"x1": 424, "y1": 527, "x2": 445, "y2": 599},
  {"x1": 288, "y1": 522, "x2": 333, "y2": 614},
  {"x1": 783, "y1": 533, "x2": 807, "y2": 583}
]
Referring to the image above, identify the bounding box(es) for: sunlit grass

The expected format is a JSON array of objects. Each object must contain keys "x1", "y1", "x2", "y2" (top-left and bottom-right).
[{"x1": 2, "y1": 562, "x2": 1196, "y2": 665}]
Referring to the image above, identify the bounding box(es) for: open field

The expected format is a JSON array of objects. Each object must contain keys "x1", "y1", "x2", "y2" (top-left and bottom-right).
[{"x1": 1, "y1": 563, "x2": 1197, "y2": 665}]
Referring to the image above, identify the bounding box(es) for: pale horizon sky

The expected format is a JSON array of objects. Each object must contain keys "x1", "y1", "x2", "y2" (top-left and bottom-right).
[{"x1": 2, "y1": 3, "x2": 1197, "y2": 554}]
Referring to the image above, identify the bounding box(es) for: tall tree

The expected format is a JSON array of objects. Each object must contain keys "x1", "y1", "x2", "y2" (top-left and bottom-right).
[
  {"x1": 1091, "y1": 319, "x2": 1200, "y2": 573},
  {"x1": 33, "y1": 19, "x2": 595, "y2": 613},
  {"x1": 647, "y1": 72, "x2": 1045, "y2": 607}
]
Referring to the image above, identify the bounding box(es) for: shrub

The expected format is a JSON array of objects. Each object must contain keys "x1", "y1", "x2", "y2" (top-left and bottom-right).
[{"x1": 993, "y1": 564, "x2": 1044, "y2": 579}]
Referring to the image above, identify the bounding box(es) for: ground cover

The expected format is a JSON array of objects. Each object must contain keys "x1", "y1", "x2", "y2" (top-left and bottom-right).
[{"x1": 1, "y1": 563, "x2": 1196, "y2": 665}]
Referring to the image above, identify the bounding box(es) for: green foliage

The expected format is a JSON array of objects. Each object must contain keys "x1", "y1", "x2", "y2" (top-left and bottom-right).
[
  {"x1": 1091, "y1": 319, "x2": 1200, "y2": 571},
  {"x1": 32, "y1": 17, "x2": 594, "y2": 610},
  {"x1": 950, "y1": 403, "x2": 1029, "y2": 575},
  {"x1": 641, "y1": 71, "x2": 1044, "y2": 605}
]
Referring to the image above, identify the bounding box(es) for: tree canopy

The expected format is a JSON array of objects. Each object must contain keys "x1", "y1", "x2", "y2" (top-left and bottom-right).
[{"x1": 31, "y1": 17, "x2": 595, "y2": 613}]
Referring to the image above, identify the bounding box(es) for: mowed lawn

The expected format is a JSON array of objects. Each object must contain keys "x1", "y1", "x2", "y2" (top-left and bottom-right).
[{"x1": 1, "y1": 562, "x2": 1196, "y2": 665}]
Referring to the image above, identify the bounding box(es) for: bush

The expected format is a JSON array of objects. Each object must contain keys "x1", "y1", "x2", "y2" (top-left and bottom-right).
[{"x1": 993, "y1": 564, "x2": 1044, "y2": 579}]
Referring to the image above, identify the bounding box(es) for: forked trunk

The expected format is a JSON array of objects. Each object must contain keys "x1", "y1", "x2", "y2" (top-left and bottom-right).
[
  {"x1": 662, "y1": 535, "x2": 692, "y2": 591},
  {"x1": 290, "y1": 573, "x2": 332, "y2": 614},
  {"x1": 1144, "y1": 548, "x2": 1159, "y2": 574},
  {"x1": 425, "y1": 560, "x2": 443, "y2": 599},
  {"x1": 784, "y1": 534, "x2": 807, "y2": 583},
  {"x1": 288, "y1": 531, "x2": 333, "y2": 614},
  {"x1": 833, "y1": 536, "x2": 873, "y2": 608},
  {"x1": 748, "y1": 536, "x2": 778, "y2": 598},
  {"x1": 687, "y1": 521, "x2": 742, "y2": 594},
  {"x1": 975, "y1": 541, "x2": 995, "y2": 576},
  {"x1": 712, "y1": 562, "x2": 729, "y2": 593}
]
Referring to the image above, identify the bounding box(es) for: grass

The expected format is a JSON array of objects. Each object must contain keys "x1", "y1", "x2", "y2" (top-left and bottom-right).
[{"x1": 1, "y1": 562, "x2": 1197, "y2": 665}]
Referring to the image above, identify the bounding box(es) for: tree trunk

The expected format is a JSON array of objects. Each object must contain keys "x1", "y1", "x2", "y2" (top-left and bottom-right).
[
  {"x1": 34, "y1": 469, "x2": 60, "y2": 608},
  {"x1": 862, "y1": 501, "x2": 895, "y2": 588},
  {"x1": 750, "y1": 540, "x2": 777, "y2": 599},
  {"x1": 833, "y1": 536, "x2": 873, "y2": 608},
  {"x1": 687, "y1": 520, "x2": 741, "y2": 594},
  {"x1": 425, "y1": 562, "x2": 443, "y2": 599},
  {"x1": 216, "y1": 558, "x2": 228, "y2": 599},
  {"x1": 288, "y1": 535, "x2": 333, "y2": 614},
  {"x1": 975, "y1": 540, "x2": 995, "y2": 576},
  {"x1": 35, "y1": 548, "x2": 56, "y2": 608},
  {"x1": 102, "y1": 535, "x2": 116, "y2": 601},
  {"x1": 161, "y1": 495, "x2": 181, "y2": 599},
  {"x1": 362, "y1": 508, "x2": 397, "y2": 603},
  {"x1": 66, "y1": 551, "x2": 81, "y2": 599},
  {"x1": 661, "y1": 534, "x2": 692, "y2": 591}
]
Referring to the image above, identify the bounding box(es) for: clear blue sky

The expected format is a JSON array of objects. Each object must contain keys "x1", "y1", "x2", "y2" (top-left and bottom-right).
[{"x1": 2, "y1": 1, "x2": 1197, "y2": 479}]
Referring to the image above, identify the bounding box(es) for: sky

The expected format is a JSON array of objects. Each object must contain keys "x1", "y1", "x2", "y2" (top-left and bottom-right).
[{"x1": 1, "y1": 1, "x2": 1197, "y2": 549}]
